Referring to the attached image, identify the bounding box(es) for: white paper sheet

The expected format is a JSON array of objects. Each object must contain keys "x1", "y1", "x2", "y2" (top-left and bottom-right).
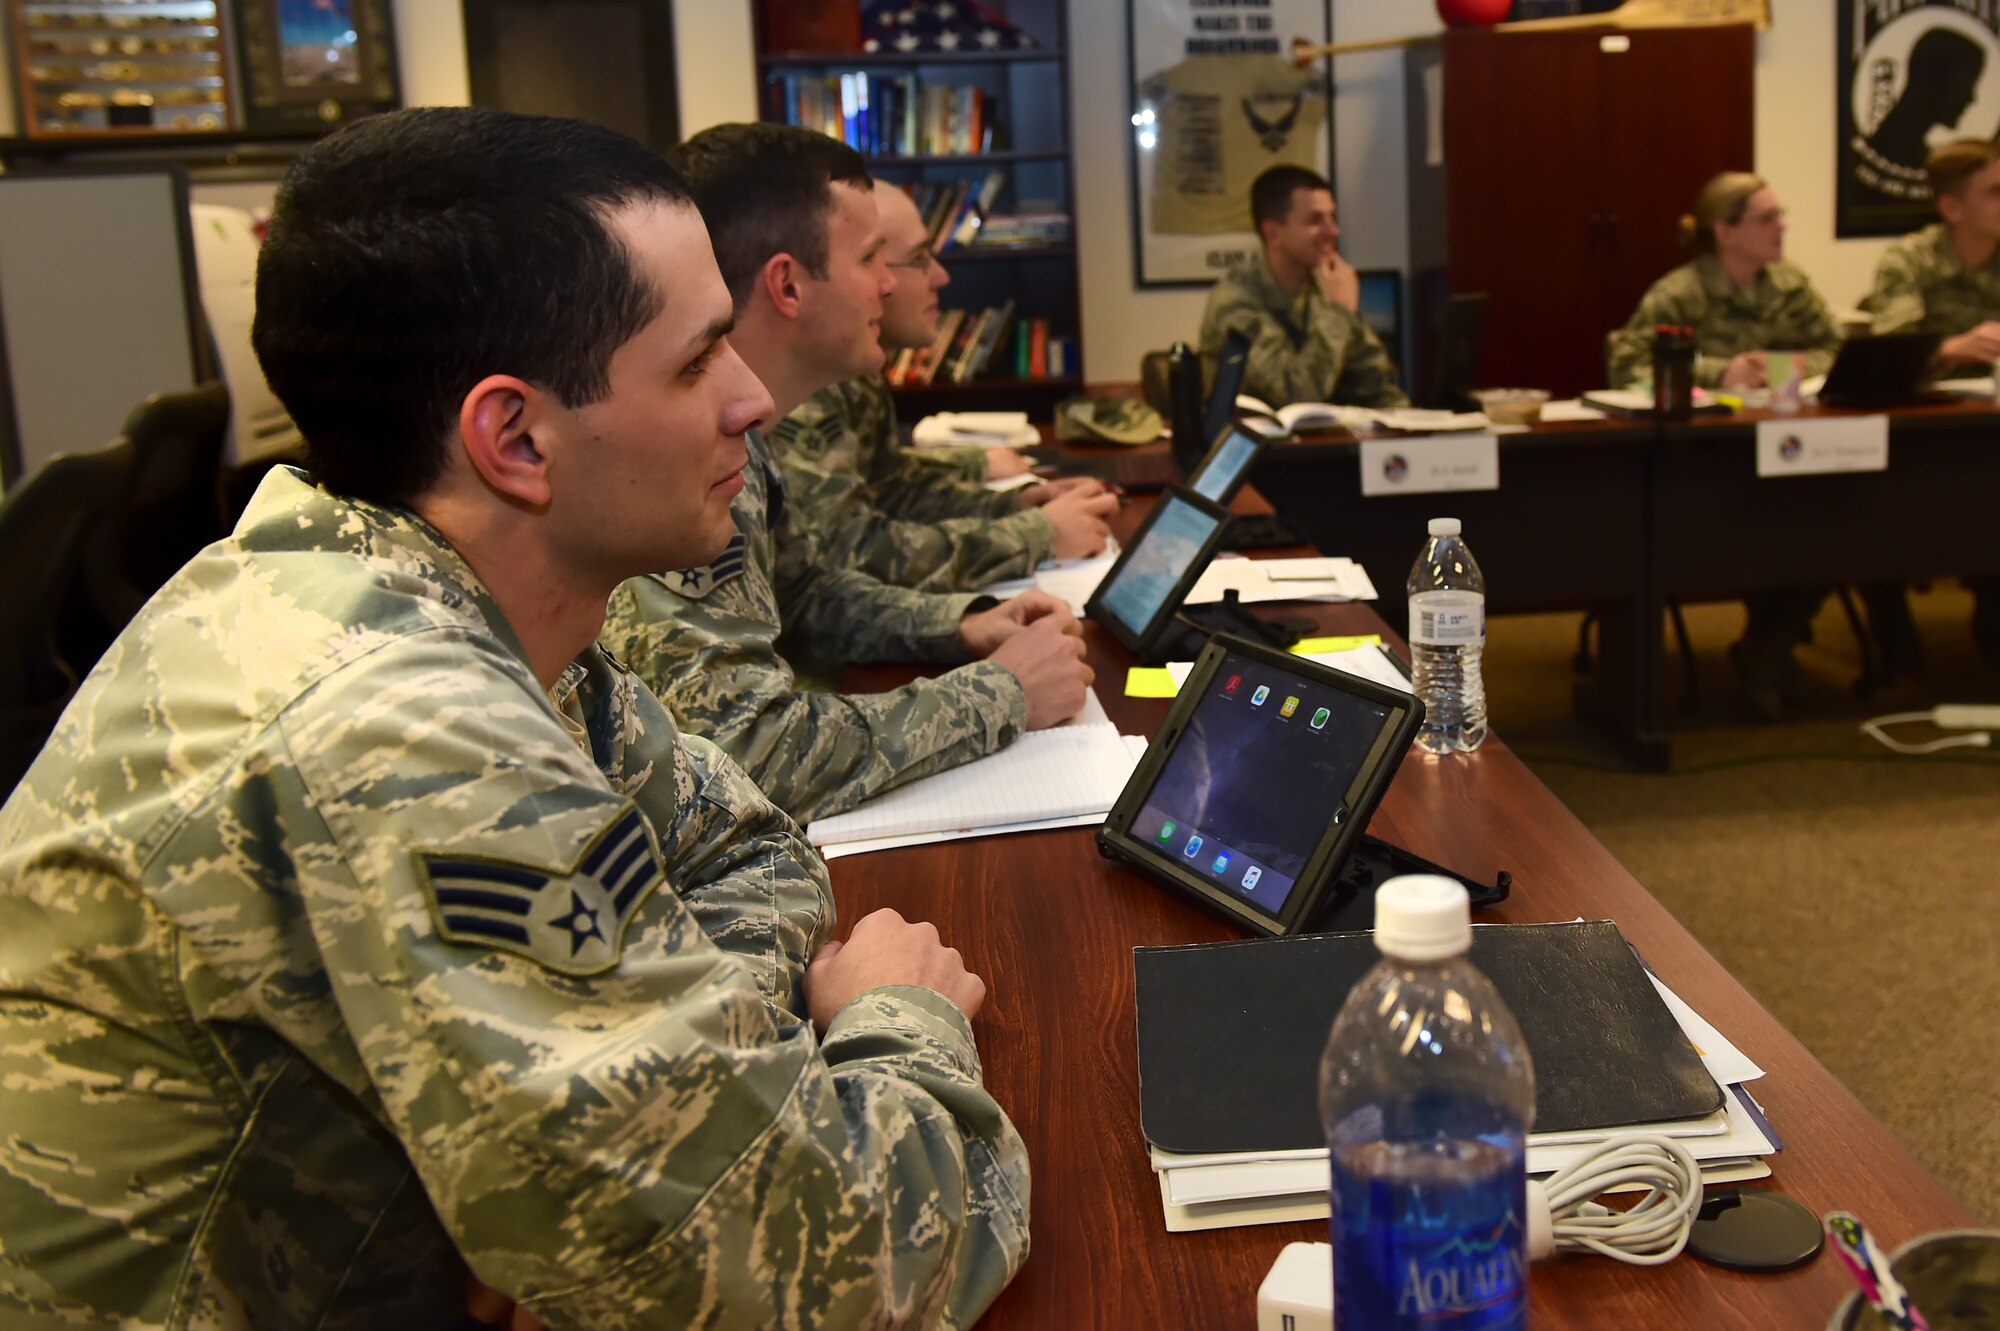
[{"x1": 1184, "y1": 555, "x2": 1378, "y2": 605}]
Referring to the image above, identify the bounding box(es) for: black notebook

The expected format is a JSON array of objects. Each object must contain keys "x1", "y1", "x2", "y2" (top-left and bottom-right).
[{"x1": 1134, "y1": 920, "x2": 1722, "y2": 1156}]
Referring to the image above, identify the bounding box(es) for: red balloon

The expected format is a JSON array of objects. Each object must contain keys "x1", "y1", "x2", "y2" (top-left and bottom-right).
[{"x1": 1436, "y1": 0, "x2": 1514, "y2": 25}]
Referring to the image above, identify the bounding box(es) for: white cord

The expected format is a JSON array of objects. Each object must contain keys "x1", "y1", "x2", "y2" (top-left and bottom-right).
[
  {"x1": 1525, "y1": 1135, "x2": 1704, "y2": 1267},
  {"x1": 1861, "y1": 709, "x2": 1995, "y2": 755}
]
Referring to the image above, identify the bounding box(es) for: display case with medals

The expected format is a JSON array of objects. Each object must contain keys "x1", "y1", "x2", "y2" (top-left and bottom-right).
[
  {"x1": 7, "y1": 0, "x2": 398, "y2": 141},
  {"x1": 10, "y1": 0, "x2": 237, "y2": 137}
]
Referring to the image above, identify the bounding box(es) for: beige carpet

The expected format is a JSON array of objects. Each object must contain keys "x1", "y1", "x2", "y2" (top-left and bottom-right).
[{"x1": 1481, "y1": 583, "x2": 2000, "y2": 1224}]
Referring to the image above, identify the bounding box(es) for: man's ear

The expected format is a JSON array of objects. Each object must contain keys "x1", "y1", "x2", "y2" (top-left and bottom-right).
[
  {"x1": 1938, "y1": 191, "x2": 1966, "y2": 228},
  {"x1": 760, "y1": 252, "x2": 804, "y2": 321},
  {"x1": 458, "y1": 374, "x2": 554, "y2": 508}
]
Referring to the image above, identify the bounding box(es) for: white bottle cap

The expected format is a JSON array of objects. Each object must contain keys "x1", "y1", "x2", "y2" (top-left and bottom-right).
[
  {"x1": 1373, "y1": 875, "x2": 1472, "y2": 961},
  {"x1": 1428, "y1": 517, "x2": 1462, "y2": 537}
]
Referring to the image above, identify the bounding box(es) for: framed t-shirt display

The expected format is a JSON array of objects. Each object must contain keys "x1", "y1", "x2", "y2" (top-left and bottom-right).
[{"x1": 1125, "y1": 0, "x2": 1333, "y2": 287}]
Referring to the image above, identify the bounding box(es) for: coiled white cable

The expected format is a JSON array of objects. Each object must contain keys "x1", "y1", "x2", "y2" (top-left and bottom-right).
[
  {"x1": 1524, "y1": 1134, "x2": 1704, "y2": 1266},
  {"x1": 1861, "y1": 708, "x2": 1996, "y2": 755}
]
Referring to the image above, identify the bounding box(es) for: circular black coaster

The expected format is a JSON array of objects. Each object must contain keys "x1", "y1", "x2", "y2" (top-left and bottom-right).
[{"x1": 1686, "y1": 1188, "x2": 1826, "y2": 1273}]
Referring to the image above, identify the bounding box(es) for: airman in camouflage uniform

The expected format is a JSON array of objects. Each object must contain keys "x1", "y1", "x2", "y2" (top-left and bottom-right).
[
  {"x1": 0, "y1": 107, "x2": 1029, "y2": 1329},
  {"x1": 602, "y1": 429, "x2": 1030, "y2": 824},
  {"x1": 1864, "y1": 222, "x2": 2000, "y2": 340},
  {"x1": 769, "y1": 374, "x2": 1055, "y2": 591},
  {"x1": 1861, "y1": 140, "x2": 2000, "y2": 666},
  {"x1": 1607, "y1": 254, "x2": 1840, "y2": 388},
  {"x1": 1198, "y1": 247, "x2": 1409, "y2": 410},
  {"x1": 0, "y1": 471, "x2": 1028, "y2": 1328}
]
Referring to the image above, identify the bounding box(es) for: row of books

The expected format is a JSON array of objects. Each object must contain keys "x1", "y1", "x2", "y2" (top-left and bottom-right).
[
  {"x1": 887, "y1": 304, "x2": 1077, "y2": 387},
  {"x1": 763, "y1": 72, "x2": 994, "y2": 157},
  {"x1": 906, "y1": 173, "x2": 1003, "y2": 251},
  {"x1": 905, "y1": 175, "x2": 1072, "y2": 254}
]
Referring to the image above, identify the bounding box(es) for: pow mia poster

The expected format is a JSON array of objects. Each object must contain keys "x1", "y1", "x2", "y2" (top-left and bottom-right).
[
  {"x1": 1839, "y1": 0, "x2": 2000, "y2": 237},
  {"x1": 1126, "y1": 0, "x2": 1334, "y2": 287}
]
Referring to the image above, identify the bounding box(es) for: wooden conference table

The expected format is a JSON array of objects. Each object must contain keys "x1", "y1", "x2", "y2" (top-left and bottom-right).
[
  {"x1": 1250, "y1": 396, "x2": 2000, "y2": 768},
  {"x1": 833, "y1": 490, "x2": 1973, "y2": 1329}
]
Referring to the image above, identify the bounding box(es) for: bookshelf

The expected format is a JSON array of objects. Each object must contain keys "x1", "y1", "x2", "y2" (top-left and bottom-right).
[{"x1": 752, "y1": 0, "x2": 1081, "y2": 416}]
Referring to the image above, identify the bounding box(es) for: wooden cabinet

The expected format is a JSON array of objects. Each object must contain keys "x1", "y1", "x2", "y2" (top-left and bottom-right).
[{"x1": 1405, "y1": 24, "x2": 1754, "y2": 397}]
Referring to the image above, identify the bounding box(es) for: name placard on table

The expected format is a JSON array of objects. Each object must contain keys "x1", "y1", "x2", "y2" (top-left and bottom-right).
[
  {"x1": 1755, "y1": 415, "x2": 1889, "y2": 477},
  {"x1": 1359, "y1": 433, "x2": 1500, "y2": 496}
]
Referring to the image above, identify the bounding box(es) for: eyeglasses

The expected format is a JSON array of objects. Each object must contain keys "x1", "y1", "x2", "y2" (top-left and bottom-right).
[
  {"x1": 885, "y1": 247, "x2": 939, "y2": 272},
  {"x1": 1742, "y1": 208, "x2": 1787, "y2": 226}
]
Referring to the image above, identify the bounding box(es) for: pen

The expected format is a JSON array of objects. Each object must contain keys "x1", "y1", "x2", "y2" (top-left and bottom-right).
[{"x1": 1826, "y1": 1211, "x2": 1929, "y2": 1331}]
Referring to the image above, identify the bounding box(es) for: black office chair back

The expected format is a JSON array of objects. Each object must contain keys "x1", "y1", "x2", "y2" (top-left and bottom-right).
[
  {"x1": 1423, "y1": 292, "x2": 1490, "y2": 411},
  {"x1": 0, "y1": 442, "x2": 134, "y2": 796},
  {"x1": 71, "y1": 382, "x2": 230, "y2": 666}
]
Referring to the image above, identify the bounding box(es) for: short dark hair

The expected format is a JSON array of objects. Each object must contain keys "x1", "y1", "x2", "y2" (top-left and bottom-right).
[
  {"x1": 1928, "y1": 138, "x2": 2000, "y2": 201},
  {"x1": 252, "y1": 106, "x2": 692, "y2": 507},
  {"x1": 667, "y1": 123, "x2": 871, "y2": 306},
  {"x1": 1250, "y1": 165, "x2": 1332, "y2": 232}
]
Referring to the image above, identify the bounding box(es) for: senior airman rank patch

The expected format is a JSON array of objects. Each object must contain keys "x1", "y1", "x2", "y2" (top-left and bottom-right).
[
  {"x1": 655, "y1": 532, "x2": 747, "y2": 600},
  {"x1": 418, "y1": 805, "x2": 663, "y2": 976}
]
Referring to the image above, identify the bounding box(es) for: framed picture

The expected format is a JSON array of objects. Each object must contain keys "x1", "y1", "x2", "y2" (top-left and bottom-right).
[
  {"x1": 1125, "y1": 0, "x2": 1333, "y2": 288},
  {"x1": 1837, "y1": 0, "x2": 2000, "y2": 238},
  {"x1": 232, "y1": 0, "x2": 400, "y2": 135}
]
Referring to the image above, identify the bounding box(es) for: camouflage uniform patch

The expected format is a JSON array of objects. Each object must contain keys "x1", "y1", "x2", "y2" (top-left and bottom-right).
[
  {"x1": 656, "y1": 532, "x2": 748, "y2": 599},
  {"x1": 601, "y1": 428, "x2": 1027, "y2": 824},
  {"x1": 419, "y1": 804, "x2": 661, "y2": 974},
  {"x1": 1197, "y1": 248, "x2": 1409, "y2": 409},
  {"x1": 1607, "y1": 255, "x2": 1840, "y2": 388}
]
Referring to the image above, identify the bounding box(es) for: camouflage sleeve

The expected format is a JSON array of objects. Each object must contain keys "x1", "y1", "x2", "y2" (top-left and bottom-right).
[
  {"x1": 1328, "y1": 310, "x2": 1411, "y2": 409},
  {"x1": 772, "y1": 524, "x2": 988, "y2": 665},
  {"x1": 606, "y1": 578, "x2": 1026, "y2": 824},
  {"x1": 1608, "y1": 274, "x2": 1702, "y2": 388},
  {"x1": 869, "y1": 450, "x2": 1023, "y2": 523},
  {"x1": 1201, "y1": 282, "x2": 1324, "y2": 407},
  {"x1": 1865, "y1": 243, "x2": 1929, "y2": 337},
  {"x1": 593, "y1": 659, "x2": 826, "y2": 1010},
  {"x1": 823, "y1": 377, "x2": 1021, "y2": 524},
  {"x1": 285, "y1": 634, "x2": 1030, "y2": 1328},
  {"x1": 772, "y1": 424, "x2": 1051, "y2": 591}
]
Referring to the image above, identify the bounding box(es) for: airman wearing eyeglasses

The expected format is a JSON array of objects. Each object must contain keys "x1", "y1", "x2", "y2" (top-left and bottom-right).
[{"x1": 1607, "y1": 173, "x2": 1839, "y2": 391}]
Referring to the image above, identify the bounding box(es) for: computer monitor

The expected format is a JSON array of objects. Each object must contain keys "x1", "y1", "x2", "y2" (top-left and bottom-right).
[
  {"x1": 1356, "y1": 269, "x2": 1404, "y2": 359},
  {"x1": 1200, "y1": 329, "x2": 1251, "y2": 445}
]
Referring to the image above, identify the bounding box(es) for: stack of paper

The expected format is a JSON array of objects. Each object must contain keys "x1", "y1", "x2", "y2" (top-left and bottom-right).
[
  {"x1": 911, "y1": 411, "x2": 1040, "y2": 448},
  {"x1": 1149, "y1": 971, "x2": 1776, "y2": 1233},
  {"x1": 1185, "y1": 555, "x2": 1378, "y2": 606},
  {"x1": 806, "y1": 703, "x2": 1141, "y2": 859}
]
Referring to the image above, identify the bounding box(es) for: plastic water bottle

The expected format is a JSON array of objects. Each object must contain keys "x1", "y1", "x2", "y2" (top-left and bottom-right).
[
  {"x1": 1319, "y1": 876, "x2": 1535, "y2": 1329},
  {"x1": 1407, "y1": 517, "x2": 1487, "y2": 755}
]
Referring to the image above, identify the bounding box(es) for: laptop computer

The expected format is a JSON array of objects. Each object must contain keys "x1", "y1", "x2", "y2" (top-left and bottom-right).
[
  {"x1": 1096, "y1": 633, "x2": 1423, "y2": 936},
  {"x1": 1816, "y1": 332, "x2": 1944, "y2": 407},
  {"x1": 1083, "y1": 486, "x2": 1236, "y2": 662}
]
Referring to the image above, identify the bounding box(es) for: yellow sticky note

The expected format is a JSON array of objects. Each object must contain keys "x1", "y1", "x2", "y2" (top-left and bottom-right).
[
  {"x1": 1125, "y1": 667, "x2": 1180, "y2": 699},
  {"x1": 1292, "y1": 634, "x2": 1383, "y2": 655}
]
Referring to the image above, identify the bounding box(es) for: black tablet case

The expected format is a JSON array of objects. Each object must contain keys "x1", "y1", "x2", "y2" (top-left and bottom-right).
[{"x1": 1135, "y1": 920, "x2": 1723, "y2": 1155}]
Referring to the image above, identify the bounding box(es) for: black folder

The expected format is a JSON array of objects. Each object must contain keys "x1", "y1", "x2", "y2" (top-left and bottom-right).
[{"x1": 1134, "y1": 920, "x2": 1723, "y2": 1156}]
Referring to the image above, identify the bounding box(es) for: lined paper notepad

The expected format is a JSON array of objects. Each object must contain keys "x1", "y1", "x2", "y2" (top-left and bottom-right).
[{"x1": 806, "y1": 721, "x2": 1136, "y2": 848}]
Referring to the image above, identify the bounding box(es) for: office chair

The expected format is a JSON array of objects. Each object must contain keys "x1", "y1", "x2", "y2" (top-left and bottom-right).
[
  {"x1": 0, "y1": 442, "x2": 134, "y2": 795},
  {"x1": 67, "y1": 382, "x2": 230, "y2": 671}
]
